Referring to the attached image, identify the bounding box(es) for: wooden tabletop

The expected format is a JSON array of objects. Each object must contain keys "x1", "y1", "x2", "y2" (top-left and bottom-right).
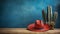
[{"x1": 0, "y1": 28, "x2": 60, "y2": 34}]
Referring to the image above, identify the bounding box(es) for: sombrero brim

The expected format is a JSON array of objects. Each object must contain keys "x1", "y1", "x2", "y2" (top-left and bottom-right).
[{"x1": 27, "y1": 23, "x2": 50, "y2": 32}]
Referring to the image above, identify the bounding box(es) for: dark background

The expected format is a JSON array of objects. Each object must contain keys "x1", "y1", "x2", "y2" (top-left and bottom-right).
[{"x1": 0, "y1": 0, "x2": 60, "y2": 28}]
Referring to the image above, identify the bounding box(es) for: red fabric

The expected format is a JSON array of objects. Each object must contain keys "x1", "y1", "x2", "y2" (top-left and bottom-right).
[
  {"x1": 35, "y1": 20, "x2": 44, "y2": 28},
  {"x1": 27, "y1": 20, "x2": 50, "y2": 32}
]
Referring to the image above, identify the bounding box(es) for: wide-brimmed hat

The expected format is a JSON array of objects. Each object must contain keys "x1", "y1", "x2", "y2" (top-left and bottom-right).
[{"x1": 27, "y1": 20, "x2": 50, "y2": 32}]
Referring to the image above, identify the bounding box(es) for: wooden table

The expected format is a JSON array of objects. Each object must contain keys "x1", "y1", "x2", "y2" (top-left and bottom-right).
[{"x1": 0, "y1": 28, "x2": 60, "y2": 34}]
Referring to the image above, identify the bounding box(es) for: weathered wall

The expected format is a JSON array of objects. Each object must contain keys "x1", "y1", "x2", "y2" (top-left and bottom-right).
[{"x1": 0, "y1": 0, "x2": 60, "y2": 28}]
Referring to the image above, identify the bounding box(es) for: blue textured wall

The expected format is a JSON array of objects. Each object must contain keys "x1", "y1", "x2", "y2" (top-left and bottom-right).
[{"x1": 0, "y1": 0, "x2": 60, "y2": 28}]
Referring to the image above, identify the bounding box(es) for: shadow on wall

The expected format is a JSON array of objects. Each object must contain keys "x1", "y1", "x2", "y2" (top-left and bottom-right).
[{"x1": 55, "y1": 4, "x2": 60, "y2": 28}]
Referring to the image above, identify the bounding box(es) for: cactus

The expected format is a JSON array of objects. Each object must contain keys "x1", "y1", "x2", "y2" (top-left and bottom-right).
[
  {"x1": 42, "y1": 5, "x2": 58, "y2": 30},
  {"x1": 42, "y1": 9, "x2": 46, "y2": 24}
]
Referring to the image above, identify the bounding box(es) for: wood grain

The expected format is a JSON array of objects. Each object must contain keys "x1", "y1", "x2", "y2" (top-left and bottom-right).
[{"x1": 0, "y1": 28, "x2": 60, "y2": 34}]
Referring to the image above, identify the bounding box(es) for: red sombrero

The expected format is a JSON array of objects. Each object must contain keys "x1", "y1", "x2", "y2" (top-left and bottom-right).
[{"x1": 27, "y1": 20, "x2": 51, "y2": 32}]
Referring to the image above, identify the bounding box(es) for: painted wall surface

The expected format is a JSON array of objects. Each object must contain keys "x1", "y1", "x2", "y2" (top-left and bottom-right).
[{"x1": 0, "y1": 0, "x2": 60, "y2": 28}]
